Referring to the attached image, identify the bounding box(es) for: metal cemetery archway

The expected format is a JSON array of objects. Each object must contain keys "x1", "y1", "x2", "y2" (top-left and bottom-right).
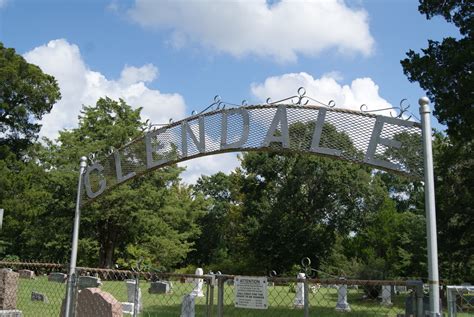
[{"x1": 66, "y1": 91, "x2": 440, "y2": 317}]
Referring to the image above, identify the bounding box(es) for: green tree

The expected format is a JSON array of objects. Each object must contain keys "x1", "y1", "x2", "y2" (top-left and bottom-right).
[
  {"x1": 350, "y1": 197, "x2": 427, "y2": 279},
  {"x1": 433, "y1": 135, "x2": 474, "y2": 282},
  {"x1": 0, "y1": 42, "x2": 61, "y2": 157},
  {"x1": 402, "y1": 1, "x2": 473, "y2": 282},
  {"x1": 189, "y1": 171, "x2": 245, "y2": 271},
  {"x1": 401, "y1": 0, "x2": 473, "y2": 142},
  {"x1": 50, "y1": 97, "x2": 205, "y2": 268},
  {"x1": 1, "y1": 97, "x2": 205, "y2": 268},
  {"x1": 228, "y1": 122, "x2": 388, "y2": 274}
]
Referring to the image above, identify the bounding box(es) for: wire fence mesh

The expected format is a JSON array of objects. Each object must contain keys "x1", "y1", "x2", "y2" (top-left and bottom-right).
[
  {"x1": 0, "y1": 261, "x2": 465, "y2": 317},
  {"x1": 447, "y1": 286, "x2": 474, "y2": 317}
]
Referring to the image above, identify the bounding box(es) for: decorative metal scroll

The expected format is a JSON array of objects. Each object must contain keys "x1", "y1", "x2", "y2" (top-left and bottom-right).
[{"x1": 81, "y1": 103, "x2": 423, "y2": 205}]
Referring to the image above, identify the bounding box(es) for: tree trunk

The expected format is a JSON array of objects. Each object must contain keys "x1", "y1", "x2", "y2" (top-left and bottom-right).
[{"x1": 98, "y1": 220, "x2": 117, "y2": 268}]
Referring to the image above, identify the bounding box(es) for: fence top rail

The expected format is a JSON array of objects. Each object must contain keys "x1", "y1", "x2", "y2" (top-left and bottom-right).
[
  {"x1": 0, "y1": 261, "x2": 421, "y2": 286},
  {"x1": 213, "y1": 274, "x2": 409, "y2": 286},
  {"x1": 0, "y1": 261, "x2": 64, "y2": 268}
]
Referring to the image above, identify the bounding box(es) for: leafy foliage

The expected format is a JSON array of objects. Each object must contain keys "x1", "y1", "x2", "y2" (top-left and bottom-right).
[
  {"x1": 401, "y1": 0, "x2": 473, "y2": 142},
  {"x1": 0, "y1": 42, "x2": 61, "y2": 157},
  {"x1": 402, "y1": 0, "x2": 473, "y2": 283}
]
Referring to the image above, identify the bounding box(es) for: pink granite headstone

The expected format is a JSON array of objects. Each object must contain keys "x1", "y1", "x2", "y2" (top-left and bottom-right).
[{"x1": 76, "y1": 288, "x2": 123, "y2": 317}]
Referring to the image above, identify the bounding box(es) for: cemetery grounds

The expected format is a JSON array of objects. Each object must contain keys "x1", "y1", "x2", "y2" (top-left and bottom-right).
[{"x1": 8, "y1": 266, "x2": 474, "y2": 317}]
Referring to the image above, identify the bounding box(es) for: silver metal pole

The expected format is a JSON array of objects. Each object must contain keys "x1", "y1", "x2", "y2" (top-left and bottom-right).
[
  {"x1": 419, "y1": 97, "x2": 440, "y2": 317},
  {"x1": 65, "y1": 156, "x2": 88, "y2": 317},
  {"x1": 0, "y1": 209, "x2": 4, "y2": 230},
  {"x1": 303, "y1": 278, "x2": 309, "y2": 317}
]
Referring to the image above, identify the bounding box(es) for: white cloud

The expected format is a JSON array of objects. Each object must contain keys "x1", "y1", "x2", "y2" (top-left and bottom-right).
[
  {"x1": 23, "y1": 39, "x2": 186, "y2": 140},
  {"x1": 128, "y1": 0, "x2": 374, "y2": 62},
  {"x1": 22, "y1": 39, "x2": 237, "y2": 184},
  {"x1": 251, "y1": 72, "x2": 394, "y2": 115},
  {"x1": 0, "y1": 0, "x2": 7, "y2": 9}
]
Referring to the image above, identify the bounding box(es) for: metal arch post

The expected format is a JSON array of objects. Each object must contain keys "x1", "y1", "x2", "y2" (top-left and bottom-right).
[
  {"x1": 419, "y1": 97, "x2": 441, "y2": 317},
  {"x1": 65, "y1": 156, "x2": 88, "y2": 317}
]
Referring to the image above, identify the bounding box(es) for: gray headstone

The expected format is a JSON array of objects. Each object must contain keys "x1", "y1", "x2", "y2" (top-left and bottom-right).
[
  {"x1": 335, "y1": 284, "x2": 351, "y2": 312},
  {"x1": 48, "y1": 272, "x2": 67, "y2": 283},
  {"x1": 31, "y1": 291, "x2": 48, "y2": 303},
  {"x1": 125, "y1": 280, "x2": 142, "y2": 313},
  {"x1": 77, "y1": 276, "x2": 102, "y2": 290},
  {"x1": 121, "y1": 302, "x2": 134, "y2": 315},
  {"x1": 180, "y1": 294, "x2": 195, "y2": 317},
  {"x1": 148, "y1": 281, "x2": 171, "y2": 294},
  {"x1": 18, "y1": 270, "x2": 35, "y2": 279}
]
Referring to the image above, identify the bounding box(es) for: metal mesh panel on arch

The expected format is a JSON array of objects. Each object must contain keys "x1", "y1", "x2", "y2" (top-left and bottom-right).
[{"x1": 81, "y1": 104, "x2": 423, "y2": 205}]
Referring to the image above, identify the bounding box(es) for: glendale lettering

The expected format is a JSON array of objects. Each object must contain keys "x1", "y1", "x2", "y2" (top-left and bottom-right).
[{"x1": 83, "y1": 106, "x2": 419, "y2": 199}]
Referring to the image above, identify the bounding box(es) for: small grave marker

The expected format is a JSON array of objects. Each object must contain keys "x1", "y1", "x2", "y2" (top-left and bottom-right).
[
  {"x1": 148, "y1": 281, "x2": 171, "y2": 294},
  {"x1": 48, "y1": 272, "x2": 67, "y2": 283},
  {"x1": 18, "y1": 270, "x2": 35, "y2": 279},
  {"x1": 77, "y1": 276, "x2": 102, "y2": 290},
  {"x1": 31, "y1": 291, "x2": 48, "y2": 303}
]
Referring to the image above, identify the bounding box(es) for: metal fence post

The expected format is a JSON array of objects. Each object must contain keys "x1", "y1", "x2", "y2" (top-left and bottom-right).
[
  {"x1": 419, "y1": 97, "x2": 441, "y2": 317},
  {"x1": 207, "y1": 276, "x2": 214, "y2": 317},
  {"x1": 69, "y1": 270, "x2": 78, "y2": 317},
  {"x1": 133, "y1": 273, "x2": 140, "y2": 317},
  {"x1": 65, "y1": 156, "x2": 87, "y2": 317},
  {"x1": 217, "y1": 277, "x2": 224, "y2": 317},
  {"x1": 446, "y1": 287, "x2": 456, "y2": 317},
  {"x1": 303, "y1": 278, "x2": 309, "y2": 317}
]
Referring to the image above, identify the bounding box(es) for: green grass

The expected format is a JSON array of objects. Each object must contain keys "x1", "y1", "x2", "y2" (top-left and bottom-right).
[{"x1": 14, "y1": 277, "x2": 474, "y2": 316}]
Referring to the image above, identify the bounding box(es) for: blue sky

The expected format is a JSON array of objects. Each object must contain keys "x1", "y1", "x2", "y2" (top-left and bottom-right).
[{"x1": 0, "y1": 0, "x2": 459, "y2": 182}]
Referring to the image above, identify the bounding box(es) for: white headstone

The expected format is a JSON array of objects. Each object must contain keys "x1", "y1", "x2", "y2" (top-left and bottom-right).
[
  {"x1": 380, "y1": 285, "x2": 392, "y2": 306},
  {"x1": 180, "y1": 294, "x2": 196, "y2": 317},
  {"x1": 190, "y1": 268, "x2": 204, "y2": 297},
  {"x1": 335, "y1": 282, "x2": 351, "y2": 312},
  {"x1": 125, "y1": 279, "x2": 142, "y2": 313},
  {"x1": 294, "y1": 272, "x2": 305, "y2": 308}
]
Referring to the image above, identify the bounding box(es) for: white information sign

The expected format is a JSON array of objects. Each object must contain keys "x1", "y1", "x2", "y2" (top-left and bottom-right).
[{"x1": 234, "y1": 276, "x2": 268, "y2": 309}]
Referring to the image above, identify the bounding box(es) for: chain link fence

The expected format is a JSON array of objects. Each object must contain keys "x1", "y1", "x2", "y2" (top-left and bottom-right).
[
  {"x1": 0, "y1": 261, "x2": 467, "y2": 317},
  {"x1": 447, "y1": 286, "x2": 474, "y2": 317}
]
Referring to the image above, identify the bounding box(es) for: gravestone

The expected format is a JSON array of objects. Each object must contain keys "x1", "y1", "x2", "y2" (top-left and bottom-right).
[
  {"x1": 294, "y1": 272, "x2": 305, "y2": 308},
  {"x1": 381, "y1": 285, "x2": 392, "y2": 306},
  {"x1": 396, "y1": 285, "x2": 407, "y2": 294},
  {"x1": 0, "y1": 269, "x2": 19, "y2": 309},
  {"x1": 78, "y1": 276, "x2": 102, "y2": 290},
  {"x1": 180, "y1": 294, "x2": 196, "y2": 317},
  {"x1": 335, "y1": 279, "x2": 351, "y2": 312},
  {"x1": 190, "y1": 268, "x2": 204, "y2": 297},
  {"x1": 0, "y1": 310, "x2": 22, "y2": 317},
  {"x1": 121, "y1": 302, "x2": 134, "y2": 315},
  {"x1": 76, "y1": 288, "x2": 123, "y2": 317},
  {"x1": 48, "y1": 272, "x2": 67, "y2": 283},
  {"x1": 148, "y1": 281, "x2": 171, "y2": 294},
  {"x1": 18, "y1": 270, "x2": 34, "y2": 279},
  {"x1": 31, "y1": 291, "x2": 48, "y2": 303},
  {"x1": 125, "y1": 280, "x2": 142, "y2": 312}
]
